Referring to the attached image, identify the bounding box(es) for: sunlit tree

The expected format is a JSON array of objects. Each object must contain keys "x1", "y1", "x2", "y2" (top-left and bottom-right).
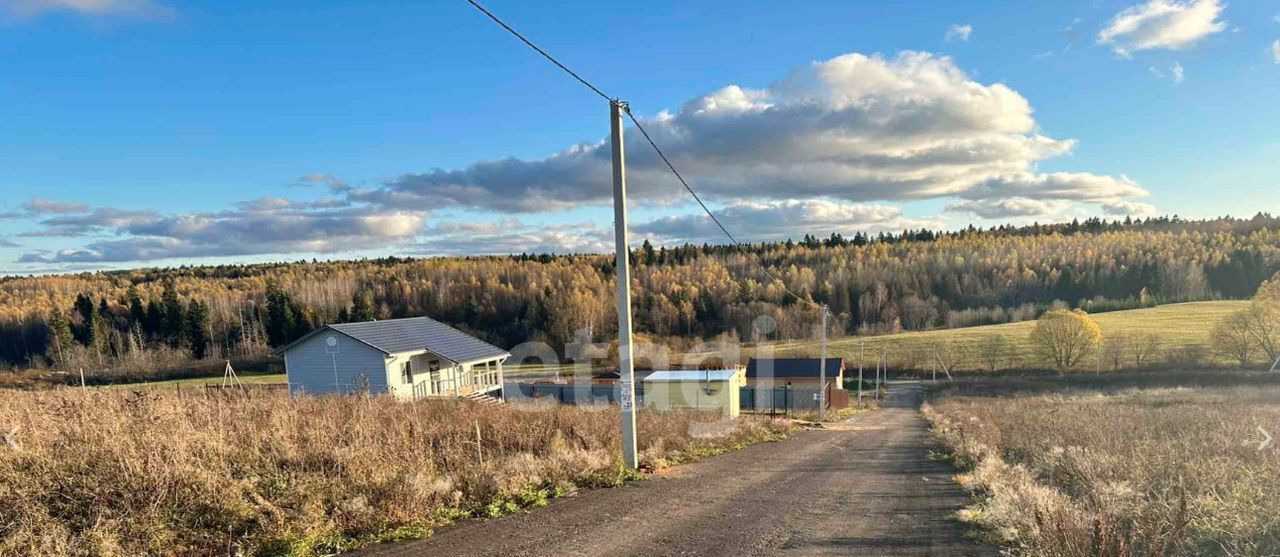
[{"x1": 1029, "y1": 309, "x2": 1102, "y2": 371}]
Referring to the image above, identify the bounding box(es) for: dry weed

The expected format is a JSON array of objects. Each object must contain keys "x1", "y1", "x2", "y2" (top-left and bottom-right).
[
  {"x1": 0, "y1": 389, "x2": 787, "y2": 556},
  {"x1": 926, "y1": 377, "x2": 1280, "y2": 556}
]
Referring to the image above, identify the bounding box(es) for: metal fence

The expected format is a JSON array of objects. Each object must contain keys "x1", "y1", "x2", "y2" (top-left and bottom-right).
[
  {"x1": 740, "y1": 386, "x2": 826, "y2": 415},
  {"x1": 505, "y1": 382, "x2": 637, "y2": 406},
  {"x1": 506, "y1": 382, "x2": 844, "y2": 416}
]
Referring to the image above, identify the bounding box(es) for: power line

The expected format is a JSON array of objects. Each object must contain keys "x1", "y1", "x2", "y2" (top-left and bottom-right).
[
  {"x1": 463, "y1": 0, "x2": 821, "y2": 311},
  {"x1": 625, "y1": 111, "x2": 822, "y2": 310},
  {"x1": 625, "y1": 111, "x2": 741, "y2": 246},
  {"x1": 464, "y1": 0, "x2": 612, "y2": 102}
]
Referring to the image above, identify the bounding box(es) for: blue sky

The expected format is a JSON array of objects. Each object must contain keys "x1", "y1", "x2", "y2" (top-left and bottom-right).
[{"x1": 1, "y1": 0, "x2": 1278, "y2": 274}]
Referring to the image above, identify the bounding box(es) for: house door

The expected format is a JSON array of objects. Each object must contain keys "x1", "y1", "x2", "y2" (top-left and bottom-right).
[{"x1": 428, "y1": 359, "x2": 443, "y2": 394}]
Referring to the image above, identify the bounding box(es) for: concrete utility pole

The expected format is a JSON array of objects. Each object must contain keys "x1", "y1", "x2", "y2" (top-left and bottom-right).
[
  {"x1": 610, "y1": 99, "x2": 639, "y2": 470},
  {"x1": 818, "y1": 304, "x2": 829, "y2": 419},
  {"x1": 858, "y1": 339, "x2": 864, "y2": 408}
]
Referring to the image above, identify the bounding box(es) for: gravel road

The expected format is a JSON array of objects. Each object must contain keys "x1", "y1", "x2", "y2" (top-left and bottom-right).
[{"x1": 356, "y1": 381, "x2": 994, "y2": 557}]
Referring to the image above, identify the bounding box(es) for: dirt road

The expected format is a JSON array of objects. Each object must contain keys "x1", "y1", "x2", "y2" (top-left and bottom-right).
[{"x1": 357, "y1": 382, "x2": 993, "y2": 557}]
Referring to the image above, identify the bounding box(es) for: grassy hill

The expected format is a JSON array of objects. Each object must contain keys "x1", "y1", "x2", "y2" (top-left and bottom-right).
[
  {"x1": 96, "y1": 301, "x2": 1253, "y2": 389},
  {"x1": 774, "y1": 301, "x2": 1251, "y2": 372}
]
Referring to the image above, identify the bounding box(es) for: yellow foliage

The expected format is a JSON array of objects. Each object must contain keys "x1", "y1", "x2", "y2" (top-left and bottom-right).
[
  {"x1": 1256, "y1": 271, "x2": 1280, "y2": 304},
  {"x1": 1028, "y1": 309, "x2": 1102, "y2": 370}
]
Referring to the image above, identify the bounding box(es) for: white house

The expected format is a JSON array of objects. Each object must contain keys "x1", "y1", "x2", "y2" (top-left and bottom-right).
[{"x1": 274, "y1": 316, "x2": 510, "y2": 400}]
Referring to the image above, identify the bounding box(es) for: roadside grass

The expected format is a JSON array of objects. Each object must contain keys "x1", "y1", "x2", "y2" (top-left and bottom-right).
[
  {"x1": 0, "y1": 389, "x2": 789, "y2": 556},
  {"x1": 923, "y1": 371, "x2": 1280, "y2": 556},
  {"x1": 774, "y1": 301, "x2": 1249, "y2": 372}
]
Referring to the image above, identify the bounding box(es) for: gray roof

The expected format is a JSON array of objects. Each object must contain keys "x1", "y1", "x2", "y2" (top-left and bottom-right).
[
  {"x1": 746, "y1": 358, "x2": 843, "y2": 379},
  {"x1": 281, "y1": 316, "x2": 509, "y2": 363},
  {"x1": 643, "y1": 370, "x2": 741, "y2": 382}
]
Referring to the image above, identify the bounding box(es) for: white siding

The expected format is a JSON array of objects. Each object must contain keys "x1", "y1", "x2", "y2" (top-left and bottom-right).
[
  {"x1": 387, "y1": 351, "x2": 456, "y2": 399},
  {"x1": 285, "y1": 330, "x2": 390, "y2": 396}
]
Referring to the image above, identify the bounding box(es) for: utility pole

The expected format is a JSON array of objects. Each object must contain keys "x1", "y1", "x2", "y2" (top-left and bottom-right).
[
  {"x1": 818, "y1": 304, "x2": 828, "y2": 419},
  {"x1": 858, "y1": 339, "x2": 864, "y2": 408},
  {"x1": 611, "y1": 99, "x2": 639, "y2": 470}
]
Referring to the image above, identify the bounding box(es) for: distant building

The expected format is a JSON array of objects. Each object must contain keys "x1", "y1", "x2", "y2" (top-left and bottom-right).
[
  {"x1": 274, "y1": 316, "x2": 510, "y2": 399},
  {"x1": 590, "y1": 370, "x2": 621, "y2": 385},
  {"x1": 642, "y1": 369, "x2": 743, "y2": 418},
  {"x1": 745, "y1": 358, "x2": 844, "y2": 388}
]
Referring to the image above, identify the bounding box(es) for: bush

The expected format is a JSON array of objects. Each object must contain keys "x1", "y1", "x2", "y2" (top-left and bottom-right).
[{"x1": 1029, "y1": 309, "x2": 1102, "y2": 371}]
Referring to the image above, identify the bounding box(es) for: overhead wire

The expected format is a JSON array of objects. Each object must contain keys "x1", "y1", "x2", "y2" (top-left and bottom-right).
[
  {"x1": 463, "y1": 0, "x2": 824, "y2": 312},
  {"x1": 625, "y1": 110, "x2": 823, "y2": 310},
  {"x1": 463, "y1": 0, "x2": 612, "y2": 102}
]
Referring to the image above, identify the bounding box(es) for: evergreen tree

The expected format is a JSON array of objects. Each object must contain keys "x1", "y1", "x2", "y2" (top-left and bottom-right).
[
  {"x1": 144, "y1": 300, "x2": 165, "y2": 341},
  {"x1": 46, "y1": 307, "x2": 74, "y2": 368},
  {"x1": 161, "y1": 281, "x2": 184, "y2": 348},
  {"x1": 350, "y1": 289, "x2": 375, "y2": 322},
  {"x1": 185, "y1": 300, "x2": 211, "y2": 360},
  {"x1": 73, "y1": 293, "x2": 95, "y2": 346},
  {"x1": 127, "y1": 286, "x2": 146, "y2": 325}
]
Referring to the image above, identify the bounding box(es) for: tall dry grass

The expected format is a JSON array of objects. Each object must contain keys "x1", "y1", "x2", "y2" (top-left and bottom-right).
[
  {"x1": 925, "y1": 375, "x2": 1280, "y2": 556},
  {"x1": 0, "y1": 389, "x2": 787, "y2": 556}
]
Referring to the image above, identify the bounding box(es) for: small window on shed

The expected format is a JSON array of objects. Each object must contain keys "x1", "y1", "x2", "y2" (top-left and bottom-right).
[{"x1": 401, "y1": 361, "x2": 413, "y2": 384}]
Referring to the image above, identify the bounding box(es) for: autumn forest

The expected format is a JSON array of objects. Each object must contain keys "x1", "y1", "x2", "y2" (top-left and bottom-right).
[{"x1": 2, "y1": 214, "x2": 1279, "y2": 378}]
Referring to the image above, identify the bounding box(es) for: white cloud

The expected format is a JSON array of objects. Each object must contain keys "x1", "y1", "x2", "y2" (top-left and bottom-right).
[
  {"x1": 1151, "y1": 62, "x2": 1186, "y2": 83},
  {"x1": 960, "y1": 172, "x2": 1147, "y2": 203},
  {"x1": 1099, "y1": 0, "x2": 1226, "y2": 55},
  {"x1": 16, "y1": 199, "x2": 423, "y2": 263},
  {"x1": 414, "y1": 220, "x2": 610, "y2": 255},
  {"x1": 23, "y1": 197, "x2": 89, "y2": 214},
  {"x1": 1272, "y1": 40, "x2": 1280, "y2": 63},
  {"x1": 0, "y1": 0, "x2": 173, "y2": 20},
  {"x1": 945, "y1": 23, "x2": 973, "y2": 42},
  {"x1": 291, "y1": 173, "x2": 350, "y2": 191},
  {"x1": 946, "y1": 197, "x2": 1070, "y2": 219},
  {"x1": 633, "y1": 199, "x2": 945, "y2": 244},
  {"x1": 368, "y1": 51, "x2": 1144, "y2": 214},
  {"x1": 1100, "y1": 200, "x2": 1159, "y2": 216}
]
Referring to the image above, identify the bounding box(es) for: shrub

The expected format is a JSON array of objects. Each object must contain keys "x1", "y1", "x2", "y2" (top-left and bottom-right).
[{"x1": 1029, "y1": 309, "x2": 1102, "y2": 370}]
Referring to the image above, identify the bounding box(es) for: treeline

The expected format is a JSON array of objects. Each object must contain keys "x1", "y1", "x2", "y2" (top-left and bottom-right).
[{"x1": 2, "y1": 214, "x2": 1279, "y2": 372}]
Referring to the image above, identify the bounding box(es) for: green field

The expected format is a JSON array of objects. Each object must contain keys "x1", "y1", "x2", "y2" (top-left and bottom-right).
[
  {"x1": 774, "y1": 300, "x2": 1251, "y2": 372},
  {"x1": 96, "y1": 301, "x2": 1252, "y2": 387}
]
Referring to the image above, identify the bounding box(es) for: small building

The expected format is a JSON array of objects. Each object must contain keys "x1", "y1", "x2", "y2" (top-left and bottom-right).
[
  {"x1": 590, "y1": 370, "x2": 621, "y2": 385},
  {"x1": 274, "y1": 316, "x2": 510, "y2": 399},
  {"x1": 745, "y1": 358, "x2": 844, "y2": 388},
  {"x1": 642, "y1": 369, "x2": 743, "y2": 418}
]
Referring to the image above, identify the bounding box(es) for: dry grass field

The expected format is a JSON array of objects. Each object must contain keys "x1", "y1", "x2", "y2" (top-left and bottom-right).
[
  {"x1": 0, "y1": 389, "x2": 788, "y2": 556},
  {"x1": 925, "y1": 372, "x2": 1280, "y2": 556},
  {"x1": 775, "y1": 301, "x2": 1251, "y2": 372}
]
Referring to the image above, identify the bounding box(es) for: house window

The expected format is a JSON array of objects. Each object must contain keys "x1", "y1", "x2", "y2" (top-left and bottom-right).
[{"x1": 401, "y1": 361, "x2": 413, "y2": 384}]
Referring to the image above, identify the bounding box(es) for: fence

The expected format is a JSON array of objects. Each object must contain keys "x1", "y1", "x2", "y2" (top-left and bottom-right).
[
  {"x1": 507, "y1": 382, "x2": 848, "y2": 416},
  {"x1": 505, "y1": 382, "x2": 636, "y2": 406}
]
